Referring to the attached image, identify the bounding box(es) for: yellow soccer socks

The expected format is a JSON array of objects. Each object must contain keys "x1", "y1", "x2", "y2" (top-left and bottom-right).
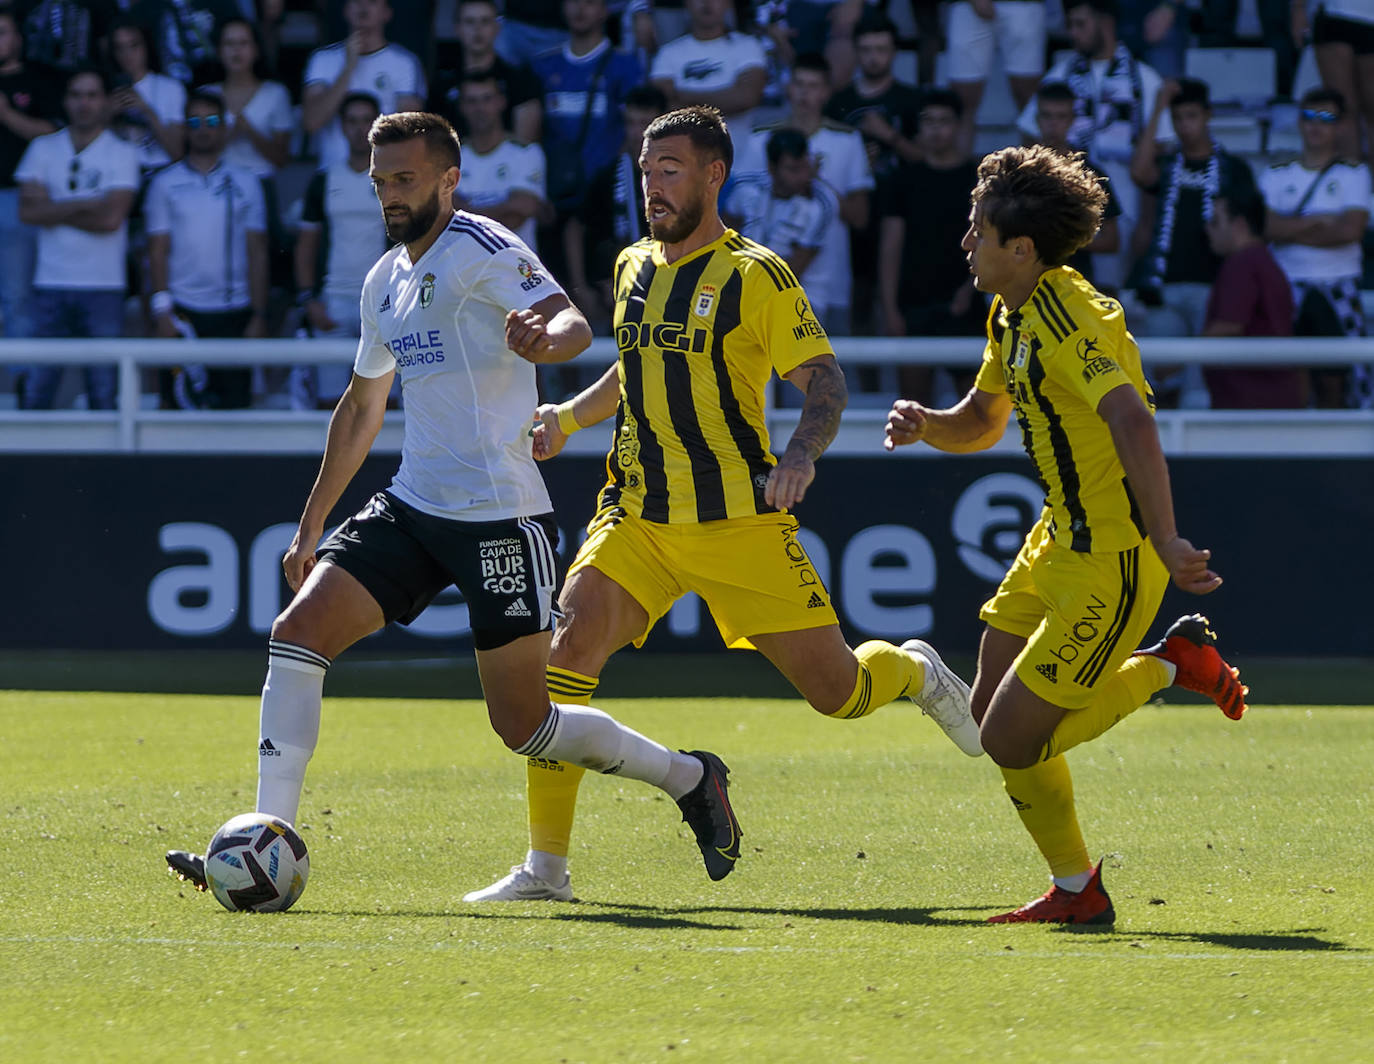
[
  {"x1": 827, "y1": 640, "x2": 922, "y2": 719},
  {"x1": 1000, "y1": 756, "x2": 1092, "y2": 880},
  {"x1": 527, "y1": 666, "x2": 597, "y2": 859},
  {"x1": 1041, "y1": 654, "x2": 1170, "y2": 761}
]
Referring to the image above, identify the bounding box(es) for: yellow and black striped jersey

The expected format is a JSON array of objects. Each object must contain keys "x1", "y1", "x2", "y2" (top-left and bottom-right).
[
  {"x1": 973, "y1": 266, "x2": 1156, "y2": 553},
  {"x1": 601, "y1": 229, "x2": 833, "y2": 523}
]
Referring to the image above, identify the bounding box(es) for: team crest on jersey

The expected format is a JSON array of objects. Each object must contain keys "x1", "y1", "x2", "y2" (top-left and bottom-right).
[
  {"x1": 419, "y1": 272, "x2": 436, "y2": 309},
  {"x1": 517, "y1": 258, "x2": 544, "y2": 292},
  {"x1": 694, "y1": 284, "x2": 716, "y2": 317}
]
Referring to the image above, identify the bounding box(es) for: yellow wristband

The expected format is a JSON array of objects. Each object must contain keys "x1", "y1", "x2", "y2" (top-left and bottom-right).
[{"x1": 555, "y1": 401, "x2": 582, "y2": 435}]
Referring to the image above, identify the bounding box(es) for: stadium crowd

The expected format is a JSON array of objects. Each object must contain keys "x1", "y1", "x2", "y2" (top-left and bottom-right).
[{"x1": 0, "y1": 0, "x2": 1370, "y2": 411}]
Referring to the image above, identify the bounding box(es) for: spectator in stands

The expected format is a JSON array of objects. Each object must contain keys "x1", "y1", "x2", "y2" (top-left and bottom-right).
[
  {"x1": 532, "y1": 0, "x2": 643, "y2": 243},
  {"x1": 604, "y1": 0, "x2": 655, "y2": 55},
  {"x1": 567, "y1": 81, "x2": 665, "y2": 329},
  {"x1": 1117, "y1": 0, "x2": 1190, "y2": 79},
  {"x1": 319, "y1": 0, "x2": 437, "y2": 70},
  {"x1": 1200, "y1": 182, "x2": 1307, "y2": 409},
  {"x1": 431, "y1": 0, "x2": 542, "y2": 147},
  {"x1": 1033, "y1": 81, "x2": 1121, "y2": 284},
  {"x1": 146, "y1": 90, "x2": 268, "y2": 409},
  {"x1": 738, "y1": 52, "x2": 872, "y2": 335},
  {"x1": 202, "y1": 17, "x2": 293, "y2": 178},
  {"x1": 946, "y1": 0, "x2": 1047, "y2": 154},
  {"x1": 21, "y1": 0, "x2": 105, "y2": 74},
  {"x1": 825, "y1": 12, "x2": 921, "y2": 333},
  {"x1": 1293, "y1": 0, "x2": 1374, "y2": 158},
  {"x1": 0, "y1": 6, "x2": 59, "y2": 342},
  {"x1": 649, "y1": 0, "x2": 767, "y2": 138},
  {"x1": 1019, "y1": 0, "x2": 1174, "y2": 288},
  {"x1": 777, "y1": 0, "x2": 864, "y2": 88},
  {"x1": 723, "y1": 126, "x2": 839, "y2": 313},
  {"x1": 289, "y1": 91, "x2": 388, "y2": 411},
  {"x1": 14, "y1": 66, "x2": 138, "y2": 410},
  {"x1": 497, "y1": 0, "x2": 569, "y2": 67},
  {"x1": 454, "y1": 70, "x2": 549, "y2": 251},
  {"x1": 1128, "y1": 78, "x2": 1255, "y2": 377},
  {"x1": 135, "y1": 0, "x2": 246, "y2": 85},
  {"x1": 1261, "y1": 86, "x2": 1372, "y2": 408},
  {"x1": 302, "y1": 0, "x2": 425, "y2": 168},
  {"x1": 877, "y1": 87, "x2": 981, "y2": 399},
  {"x1": 108, "y1": 18, "x2": 185, "y2": 175}
]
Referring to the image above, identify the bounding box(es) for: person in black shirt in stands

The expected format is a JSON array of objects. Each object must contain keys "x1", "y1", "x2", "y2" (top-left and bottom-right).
[{"x1": 430, "y1": 0, "x2": 542, "y2": 146}]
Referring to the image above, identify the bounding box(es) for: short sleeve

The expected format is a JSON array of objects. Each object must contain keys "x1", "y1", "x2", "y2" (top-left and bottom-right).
[
  {"x1": 1207, "y1": 254, "x2": 1258, "y2": 328},
  {"x1": 12, "y1": 136, "x2": 46, "y2": 186},
  {"x1": 300, "y1": 169, "x2": 326, "y2": 226},
  {"x1": 798, "y1": 186, "x2": 835, "y2": 248},
  {"x1": 353, "y1": 271, "x2": 395, "y2": 377},
  {"x1": 1339, "y1": 163, "x2": 1372, "y2": 210},
  {"x1": 302, "y1": 47, "x2": 335, "y2": 89},
  {"x1": 109, "y1": 141, "x2": 141, "y2": 190},
  {"x1": 403, "y1": 49, "x2": 427, "y2": 99},
  {"x1": 837, "y1": 130, "x2": 874, "y2": 194},
  {"x1": 265, "y1": 82, "x2": 295, "y2": 132},
  {"x1": 732, "y1": 34, "x2": 767, "y2": 73},
  {"x1": 472, "y1": 245, "x2": 567, "y2": 313},
  {"x1": 1043, "y1": 312, "x2": 1134, "y2": 409},
  {"x1": 143, "y1": 170, "x2": 171, "y2": 234},
  {"x1": 749, "y1": 273, "x2": 831, "y2": 377},
  {"x1": 240, "y1": 172, "x2": 267, "y2": 232},
  {"x1": 648, "y1": 43, "x2": 675, "y2": 83},
  {"x1": 973, "y1": 342, "x2": 1005, "y2": 394},
  {"x1": 510, "y1": 145, "x2": 546, "y2": 198}
]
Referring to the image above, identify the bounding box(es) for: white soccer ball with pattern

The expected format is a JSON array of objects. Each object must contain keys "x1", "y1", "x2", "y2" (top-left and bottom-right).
[{"x1": 204, "y1": 812, "x2": 310, "y2": 912}]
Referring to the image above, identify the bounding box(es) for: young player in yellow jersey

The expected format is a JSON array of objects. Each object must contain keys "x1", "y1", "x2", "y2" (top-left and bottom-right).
[
  {"x1": 884, "y1": 144, "x2": 1249, "y2": 924},
  {"x1": 464, "y1": 105, "x2": 984, "y2": 902}
]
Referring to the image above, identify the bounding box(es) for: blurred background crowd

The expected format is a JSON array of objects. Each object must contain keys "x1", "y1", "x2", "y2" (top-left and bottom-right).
[{"x1": 0, "y1": 0, "x2": 1370, "y2": 413}]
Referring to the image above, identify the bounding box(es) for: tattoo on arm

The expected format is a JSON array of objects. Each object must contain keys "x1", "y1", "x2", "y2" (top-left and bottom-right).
[{"x1": 788, "y1": 358, "x2": 847, "y2": 461}]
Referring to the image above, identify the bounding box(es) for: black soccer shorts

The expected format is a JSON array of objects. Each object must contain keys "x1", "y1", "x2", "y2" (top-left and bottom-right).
[{"x1": 317, "y1": 491, "x2": 558, "y2": 649}]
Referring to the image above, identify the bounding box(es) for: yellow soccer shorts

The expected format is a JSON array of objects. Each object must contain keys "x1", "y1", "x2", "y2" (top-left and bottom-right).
[
  {"x1": 566, "y1": 506, "x2": 839, "y2": 649},
  {"x1": 979, "y1": 515, "x2": 1169, "y2": 709}
]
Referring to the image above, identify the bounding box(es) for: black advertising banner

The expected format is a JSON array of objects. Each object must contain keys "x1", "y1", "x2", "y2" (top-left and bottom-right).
[{"x1": 7, "y1": 455, "x2": 1371, "y2": 656}]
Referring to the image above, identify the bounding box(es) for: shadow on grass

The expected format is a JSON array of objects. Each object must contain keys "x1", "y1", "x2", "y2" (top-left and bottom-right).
[{"x1": 1116, "y1": 928, "x2": 1360, "y2": 952}]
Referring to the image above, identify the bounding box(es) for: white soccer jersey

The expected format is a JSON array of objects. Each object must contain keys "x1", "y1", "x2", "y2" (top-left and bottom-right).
[
  {"x1": 1260, "y1": 158, "x2": 1371, "y2": 282},
  {"x1": 725, "y1": 173, "x2": 844, "y2": 302},
  {"x1": 354, "y1": 211, "x2": 566, "y2": 522}
]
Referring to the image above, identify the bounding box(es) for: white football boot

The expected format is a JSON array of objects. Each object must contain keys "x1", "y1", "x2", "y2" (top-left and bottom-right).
[
  {"x1": 901, "y1": 639, "x2": 984, "y2": 757},
  {"x1": 462, "y1": 864, "x2": 574, "y2": 902}
]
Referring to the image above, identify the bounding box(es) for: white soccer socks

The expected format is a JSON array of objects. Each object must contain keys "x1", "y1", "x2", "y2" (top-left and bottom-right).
[{"x1": 255, "y1": 640, "x2": 329, "y2": 825}]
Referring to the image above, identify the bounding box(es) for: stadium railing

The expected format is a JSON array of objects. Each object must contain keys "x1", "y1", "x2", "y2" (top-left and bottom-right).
[{"x1": 1, "y1": 336, "x2": 1371, "y2": 456}]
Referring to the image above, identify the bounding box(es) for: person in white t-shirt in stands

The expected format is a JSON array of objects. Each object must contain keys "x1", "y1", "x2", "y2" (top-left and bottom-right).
[
  {"x1": 302, "y1": 0, "x2": 425, "y2": 167},
  {"x1": 162, "y1": 111, "x2": 739, "y2": 903},
  {"x1": 735, "y1": 52, "x2": 873, "y2": 335},
  {"x1": 14, "y1": 66, "x2": 139, "y2": 410},
  {"x1": 203, "y1": 17, "x2": 293, "y2": 179},
  {"x1": 455, "y1": 71, "x2": 550, "y2": 253},
  {"x1": 723, "y1": 126, "x2": 837, "y2": 318},
  {"x1": 1260, "y1": 86, "x2": 1373, "y2": 409},
  {"x1": 946, "y1": 0, "x2": 1046, "y2": 155},
  {"x1": 108, "y1": 18, "x2": 185, "y2": 175},
  {"x1": 1018, "y1": 0, "x2": 1173, "y2": 289},
  {"x1": 650, "y1": 0, "x2": 767, "y2": 143},
  {"x1": 145, "y1": 90, "x2": 269, "y2": 410},
  {"x1": 290, "y1": 91, "x2": 391, "y2": 411}
]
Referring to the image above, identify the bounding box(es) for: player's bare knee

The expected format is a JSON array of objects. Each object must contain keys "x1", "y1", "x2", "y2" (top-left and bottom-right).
[
  {"x1": 489, "y1": 700, "x2": 550, "y2": 751},
  {"x1": 982, "y1": 731, "x2": 1037, "y2": 770}
]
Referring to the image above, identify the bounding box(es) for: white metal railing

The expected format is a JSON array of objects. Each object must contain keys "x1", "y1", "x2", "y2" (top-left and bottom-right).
[{"x1": 1, "y1": 336, "x2": 1371, "y2": 455}]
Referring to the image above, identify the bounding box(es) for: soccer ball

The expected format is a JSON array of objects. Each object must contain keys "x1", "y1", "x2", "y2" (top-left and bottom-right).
[{"x1": 204, "y1": 813, "x2": 310, "y2": 913}]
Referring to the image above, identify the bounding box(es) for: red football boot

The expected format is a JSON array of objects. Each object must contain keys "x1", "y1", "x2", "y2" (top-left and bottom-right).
[
  {"x1": 988, "y1": 860, "x2": 1115, "y2": 925},
  {"x1": 1137, "y1": 613, "x2": 1248, "y2": 720}
]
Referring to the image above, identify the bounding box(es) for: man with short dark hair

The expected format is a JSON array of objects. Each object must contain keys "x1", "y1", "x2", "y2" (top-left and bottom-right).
[
  {"x1": 886, "y1": 143, "x2": 1248, "y2": 925},
  {"x1": 1260, "y1": 86, "x2": 1371, "y2": 408},
  {"x1": 1200, "y1": 184, "x2": 1306, "y2": 410},
  {"x1": 454, "y1": 71, "x2": 548, "y2": 250},
  {"x1": 167, "y1": 110, "x2": 742, "y2": 902},
  {"x1": 290, "y1": 91, "x2": 390, "y2": 411},
  {"x1": 431, "y1": 0, "x2": 542, "y2": 146},
  {"x1": 14, "y1": 66, "x2": 139, "y2": 409},
  {"x1": 301, "y1": 0, "x2": 425, "y2": 167},
  {"x1": 649, "y1": 0, "x2": 767, "y2": 134},
  {"x1": 0, "y1": 5, "x2": 58, "y2": 342},
  {"x1": 466, "y1": 104, "x2": 980, "y2": 904},
  {"x1": 145, "y1": 90, "x2": 268, "y2": 409}
]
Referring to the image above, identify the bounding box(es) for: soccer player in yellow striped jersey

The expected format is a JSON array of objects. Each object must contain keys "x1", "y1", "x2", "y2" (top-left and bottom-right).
[
  {"x1": 464, "y1": 105, "x2": 985, "y2": 903},
  {"x1": 885, "y1": 145, "x2": 1250, "y2": 925}
]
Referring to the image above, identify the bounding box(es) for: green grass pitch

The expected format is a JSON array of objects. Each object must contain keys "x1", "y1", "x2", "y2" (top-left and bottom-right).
[{"x1": 1, "y1": 689, "x2": 1371, "y2": 1062}]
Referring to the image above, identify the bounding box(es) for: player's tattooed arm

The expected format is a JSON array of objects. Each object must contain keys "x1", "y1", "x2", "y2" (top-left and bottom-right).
[
  {"x1": 767, "y1": 355, "x2": 847, "y2": 510},
  {"x1": 786, "y1": 355, "x2": 848, "y2": 460}
]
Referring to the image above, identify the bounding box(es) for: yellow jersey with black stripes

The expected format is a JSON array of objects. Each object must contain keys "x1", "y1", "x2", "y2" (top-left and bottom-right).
[
  {"x1": 973, "y1": 265, "x2": 1156, "y2": 553},
  {"x1": 601, "y1": 229, "x2": 833, "y2": 524}
]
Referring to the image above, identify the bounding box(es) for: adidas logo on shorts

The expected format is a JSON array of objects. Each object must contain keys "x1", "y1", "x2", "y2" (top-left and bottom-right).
[
  {"x1": 1035, "y1": 662, "x2": 1058, "y2": 683},
  {"x1": 505, "y1": 597, "x2": 532, "y2": 618},
  {"x1": 806, "y1": 591, "x2": 826, "y2": 609}
]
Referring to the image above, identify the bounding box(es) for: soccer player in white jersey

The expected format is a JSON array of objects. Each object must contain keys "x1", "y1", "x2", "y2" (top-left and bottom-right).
[{"x1": 166, "y1": 111, "x2": 740, "y2": 899}]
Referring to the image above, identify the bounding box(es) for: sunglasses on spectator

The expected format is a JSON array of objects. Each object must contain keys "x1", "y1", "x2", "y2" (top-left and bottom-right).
[
  {"x1": 185, "y1": 114, "x2": 223, "y2": 129},
  {"x1": 1300, "y1": 109, "x2": 1339, "y2": 123}
]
